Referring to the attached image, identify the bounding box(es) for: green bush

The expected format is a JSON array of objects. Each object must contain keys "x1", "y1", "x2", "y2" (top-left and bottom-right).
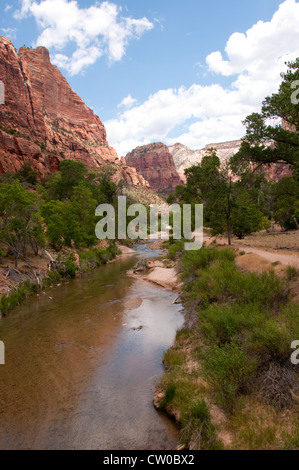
[
  {"x1": 79, "y1": 244, "x2": 120, "y2": 270},
  {"x1": 168, "y1": 239, "x2": 184, "y2": 259},
  {"x1": 181, "y1": 245, "x2": 297, "y2": 412},
  {"x1": 286, "y1": 266, "x2": 297, "y2": 281},
  {"x1": 199, "y1": 303, "x2": 266, "y2": 346},
  {"x1": 44, "y1": 270, "x2": 62, "y2": 285},
  {"x1": 202, "y1": 343, "x2": 257, "y2": 410},
  {"x1": 183, "y1": 245, "x2": 235, "y2": 273},
  {"x1": 248, "y1": 320, "x2": 294, "y2": 361},
  {"x1": 184, "y1": 255, "x2": 284, "y2": 311},
  {"x1": 163, "y1": 348, "x2": 186, "y2": 369},
  {"x1": 63, "y1": 254, "x2": 77, "y2": 278}
]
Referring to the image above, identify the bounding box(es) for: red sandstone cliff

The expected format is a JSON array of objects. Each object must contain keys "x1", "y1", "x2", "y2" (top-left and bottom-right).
[
  {"x1": 125, "y1": 142, "x2": 183, "y2": 195},
  {"x1": 0, "y1": 36, "x2": 148, "y2": 188}
]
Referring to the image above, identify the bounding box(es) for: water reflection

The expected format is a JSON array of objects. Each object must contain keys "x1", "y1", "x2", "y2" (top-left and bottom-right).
[{"x1": 0, "y1": 246, "x2": 183, "y2": 449}]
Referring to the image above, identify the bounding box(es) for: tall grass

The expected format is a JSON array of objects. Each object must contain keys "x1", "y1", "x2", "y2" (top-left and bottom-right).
[{"x1": 0, "y1": 281, "x2": 40, "y2": 316}]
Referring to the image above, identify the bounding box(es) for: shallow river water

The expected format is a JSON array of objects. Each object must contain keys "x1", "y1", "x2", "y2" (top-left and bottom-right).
[{"x1": 0, "y1": 245, "x2": 183, "y2": 450}]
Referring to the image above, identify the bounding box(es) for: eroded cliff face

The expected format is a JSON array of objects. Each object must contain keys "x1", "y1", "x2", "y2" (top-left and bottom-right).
[
  {"x1": 169, "y1": 140, "x2": 291, "y2": 182},
  {"x1": 0, "y1": 37, "x2": 149, "y2": 188},
  {"x1": 169, "y1": 141, "x2": 242, "y2": 182},
  {"x1": 125, "y1": 142, "x2": 183, "y2": 195}
]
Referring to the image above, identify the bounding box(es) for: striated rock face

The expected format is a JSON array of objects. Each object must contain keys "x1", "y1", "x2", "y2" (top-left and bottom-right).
[
  {"x1": 169, "y1": 141, "x2": 242, "y2": 182},
  {"x1": 125, "y1": 142, "x2": 183, "y2": 195},
  {"x1": 113, "y1": 164, "x2": 150, "y2": 189},
  {"x1": 168, "y1": 143, "x2": 203, "y2": 182},
  {"x1": 202, "y1": 140, "x2": 243, "y2": 163},
  {"x1": 169, "y1": 140, "x2": 291, "y2": 182},
  {"x1": 0, "y1": 37, "x2": 149, "y2": 188}
]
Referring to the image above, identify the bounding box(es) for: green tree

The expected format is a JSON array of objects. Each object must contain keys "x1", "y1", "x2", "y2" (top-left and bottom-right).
[
  {"x1": 41, "y1": 183, "x2": 98, "y2": 249},
  {"x1": 0, "y1": 181, "x2": 44, "y2": 266},
  {"x1": 41, "y1": 200, "x2": 67, "y2": 250},
  {"x1": 231, "y1": 192, "x2": 268, "y2": 239},
  {"x1": 182, "y1": 151, "x2": 267, "y2": 244},
  {"x1": 232, "y1": 59, "x2": 299, "y2": 178},
  {"x1": 18, "y1": 163, "x2": 39, "y2": 187},
  {"x1": 43, "y1": 160, "x2": 87, "y2": 200},
  {"x1": 271, "y1": 177, "x2": 299, "y2": 230},
  {"x1": 182, "y1": 151, "x2": 234, "y2": 244},
  {"x1": 88, "y1": 164, "x2": 118, "y2": 204}
]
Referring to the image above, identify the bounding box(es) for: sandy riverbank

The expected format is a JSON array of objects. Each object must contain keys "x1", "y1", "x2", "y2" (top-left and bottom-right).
[{"x1": 127, "y1": 258, "x2": 181, "y2": 291}]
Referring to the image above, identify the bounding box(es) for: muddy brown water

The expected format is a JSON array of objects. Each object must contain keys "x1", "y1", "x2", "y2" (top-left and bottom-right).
[{"x1": 0, "y1": 245, "x2": 183, "y2": 450}]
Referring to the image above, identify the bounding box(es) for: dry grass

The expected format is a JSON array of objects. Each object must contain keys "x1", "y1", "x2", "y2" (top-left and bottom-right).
[
  {"x1": 235, "y1": 253, "x2": 288, "y2": 278},
  {"x1": 0, "y1": 254, "x2": 49, "y2": 295},
  {"x1": 226, "y1": 396, "x2": 299, "y2": 450},
  {"x1": 234, "y1": 230, "x2": 299, "y2": 254}
]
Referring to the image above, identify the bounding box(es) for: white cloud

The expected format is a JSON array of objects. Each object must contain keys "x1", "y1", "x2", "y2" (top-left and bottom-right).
[
  {"x1": 14, "y1": 0, "x2": 153, "y2": 74},
  {"x1": 5, "y1": 4, "x2": 13, "y2": 12},
  {"x1": 118, "y1": 94, "x2": 138, "y2": 109},
  {"x1": 105, "y1": 85, "x2": 253, "y2": 156},
  {"x1": 1, "y1": 27, "x2": 17, "y2": 39},
  {"x1": 206, "y1": 0, "x2": 299, "y2": 79},
  {"x1": 105, "y1": 0, "x2": 299, "y2": 156}
]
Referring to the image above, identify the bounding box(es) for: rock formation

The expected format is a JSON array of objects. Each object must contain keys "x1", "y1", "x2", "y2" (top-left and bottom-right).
[
  {"x1": 1, "y1": 36, "x2": 290, "y2": 193},
  {"x1": 125, "y1": 142, "x2": 183, "y2": 195},
  {"x1": 169, "y1": 140, "x2": 291, "y2": 182},
  {"x1": 169, "y1": 141, "x2": 242, "y2": 182},
  {"x1": 0, "y1": 37, "x2": 149, "y2": 188}
]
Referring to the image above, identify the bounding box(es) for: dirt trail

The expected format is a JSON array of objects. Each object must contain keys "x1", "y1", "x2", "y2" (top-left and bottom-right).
[{"x1": 204, "y1": 234, "x2": 299, "y2": 269}]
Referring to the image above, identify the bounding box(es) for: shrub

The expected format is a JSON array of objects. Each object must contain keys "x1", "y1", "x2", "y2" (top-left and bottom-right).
[
  {"x1": 79, "y1": 245, "x2": 120, "y2": 270},
  {"x1": 199, "y1": 303, "x2": 266, "y2": 346},
  {"x1": 183, "y1": 245, "x2": 235, "y2": 274},
  {"x1": 286, "y1": 266, "x2": 297, "y2": 281},
  {"x1": 45, "y1": 270, "x2": 62, "y2": 284},
  {"x1": 202, "y1": 343, "x2": 257, "y2": 410},
  {"x1": 168, "y1": 239, "x2": 185, "y2": 260},
  {"x1": 184, "y1": 256, "x2": 284, "y2": 311},
  {"x1": 63, "y1": 254, "x2": 77, "y2": 278},
  {"x1": 248, "y1": 320, "x2": 294, "y2": 361}
]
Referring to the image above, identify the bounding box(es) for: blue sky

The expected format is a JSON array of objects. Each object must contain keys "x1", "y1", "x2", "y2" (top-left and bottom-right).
[{"x1": 1, "y1": 0, "x2": 299, "y2": 155}]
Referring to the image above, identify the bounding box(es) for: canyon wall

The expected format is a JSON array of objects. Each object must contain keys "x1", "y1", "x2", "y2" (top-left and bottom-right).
[
  {"x1": 0, "y1": 37, "x2": 148, "y2": 188},
  {"x1": 169, "y1": 141, "x2": 242, "y2": 182},
  {"x1": 0, "y1": 37, "x2": 291, "y2": 195},
  {"x1": 169, "y1": 140, "x2": 291, "y2": 183},
  {"x1": 125, "y1": 142, "x2": 183, "y2": 195}
]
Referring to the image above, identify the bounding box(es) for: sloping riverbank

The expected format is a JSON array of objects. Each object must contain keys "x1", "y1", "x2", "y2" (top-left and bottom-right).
[
  {"x1": 145, "y1": 242, "x2": 299, "y2": 450},
  {"x1": 0, "y1": 242, "x2": 132, "y2": 318}
]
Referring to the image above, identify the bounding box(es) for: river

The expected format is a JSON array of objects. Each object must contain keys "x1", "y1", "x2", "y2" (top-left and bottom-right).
[{"x1": 0, "y1": 244, "x2": 183, "y2": 450}]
